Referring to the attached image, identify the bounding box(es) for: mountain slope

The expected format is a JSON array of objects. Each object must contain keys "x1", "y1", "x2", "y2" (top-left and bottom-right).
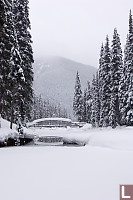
[{"x1": 33, "y1": 56, "x2": 97, "y2": 118}]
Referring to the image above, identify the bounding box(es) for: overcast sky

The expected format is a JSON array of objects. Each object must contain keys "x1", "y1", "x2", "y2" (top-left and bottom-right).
[{"x1": 29, "y1": 0, "x2": 133, "y2": 67}]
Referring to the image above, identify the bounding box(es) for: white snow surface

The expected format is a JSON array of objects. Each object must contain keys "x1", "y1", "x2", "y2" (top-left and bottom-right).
[
  {"x1": 0, "y1": 119, "x2": 133, "y2": 200},
  {"x1": 0, "y1": 117, "x2": 16, "y2": 129},
  {"x1": 26, "y1": 125, "x2": 133, "y2": 151},
  {"x1": 0, "y1": 118, "x2": 16, "y2": 140}
]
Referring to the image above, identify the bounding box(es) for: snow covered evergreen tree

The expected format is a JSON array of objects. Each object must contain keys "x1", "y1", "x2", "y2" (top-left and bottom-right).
[
  {"x1": 98, "y1": 43, "x2": 104, "y2": 93},
  {"x1": 73, "y1": 71, "x2": 83, "y2": 122},
  {"x1": 86, "y1": 81, "x2": 92, "y2": 123},
  {"x1": 82, "y1": 81, "x2": 92, "y2": 123},
  {"x1": 0, "y1": 0, "x2": 24, "y2": 129},
  {"x1": 123, "y1": 10, "x2": 133, "y2": 126},
  {"x1": 90, "y1": 73, "x2": 100, "y2": 127},
  {"x1": 99, "y1": 36, "x2": 111, "y2": 127},
  {"x1": 118, "y1": 35, "x2": 129, "y2": 125},
  {"x1": 109, "y1": 28, "x2": 123, "y2": 128},
  {"x1": 0, "y1": 0, "x2": 11, "y2": 127},
  {"x1": 0, "y1": 0, "x2": 33, "y2": 128},
  {"x1": 7, "y1": 0, "x2": 25, "y2": 129},
  {"x1": 13, "y1": 0, "x2": 34, "y2": 122},
  {"x1": 82, "y1": 89, "x2": 87, "y2": 122},
  {"x1": 91, "y1": 75, "x2": 96, "y2": 127},
  {"x1": 95, "y1": 72, "x2": 100, "y2": 127},
  {"x1": 98, "y1": 44, "x2": 104, "y2": 127}
]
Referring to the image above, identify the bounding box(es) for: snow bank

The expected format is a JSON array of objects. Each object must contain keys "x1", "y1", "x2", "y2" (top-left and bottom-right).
[
  {"x1": 89, "y1": 127, "x2": 133, "y2": 151},
  {"x1": 63, "y1": 134, "x2": 89, "y2": 146},
  {"x1": 0, "y1": 118, "x2": 16, "y2": 140},
  {"x1": 1, "y1": 117, "x2": 133, "y2": 151},
  {"x1": 0, "y1": 117, "x2": 16, "y2": 129},
  {"x1": 24, "y1": 125, "x2": 133, "y2": 151},
  {"x1": 0, "y1": 117, "x2": 12, "y2": 129}
]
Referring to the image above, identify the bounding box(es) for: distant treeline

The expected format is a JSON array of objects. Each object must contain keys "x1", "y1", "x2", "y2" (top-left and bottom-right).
[{"x1": 31, "y1": 94, "x2": 68, "y2": 121}]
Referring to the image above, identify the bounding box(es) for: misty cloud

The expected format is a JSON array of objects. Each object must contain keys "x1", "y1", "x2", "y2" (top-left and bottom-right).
[{"x1": 29, "y1": 0, "x2": 132, "y2": 67}]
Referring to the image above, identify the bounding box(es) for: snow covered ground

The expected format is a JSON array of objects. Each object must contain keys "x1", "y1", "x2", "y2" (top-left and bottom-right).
[
  {"x1": 0, "y1": 118, "x2": 133, "y2": 200},
  {"x1": 26, "y1": 125, "x2": 133, "y2": 151}
]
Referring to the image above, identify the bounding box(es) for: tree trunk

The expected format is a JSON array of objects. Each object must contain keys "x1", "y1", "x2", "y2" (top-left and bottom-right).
[
  {"x1": 10, "y1": 94, "x2": 15, "y2": 129},
  {"x1": 10, "y1": 105, "x2": 14, "y2": 129},
  {"x1": 0, "y1": 114, "x2": 1, "y2": 128}
]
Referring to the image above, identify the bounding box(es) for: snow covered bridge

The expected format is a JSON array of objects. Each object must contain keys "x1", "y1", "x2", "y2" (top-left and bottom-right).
[{"x1": 27, "y1": 117, "x2": 79, "y2": 128}]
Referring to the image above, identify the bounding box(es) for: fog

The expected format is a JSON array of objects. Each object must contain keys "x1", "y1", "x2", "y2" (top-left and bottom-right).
[{"x1": 29, "y1": 0, "x2": 133, "y2": 67}]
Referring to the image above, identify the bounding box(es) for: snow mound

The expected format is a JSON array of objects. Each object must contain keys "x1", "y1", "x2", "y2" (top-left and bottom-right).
[
  {"x1": 81, "y1": 123, "x2": 92, "y2": 130},
  {"x1": 25, "y1": 126, "x2": 133, "y2": 151},
  {"x1": 0, "y1": 118, "x2": 11, "y2": 128},
  {"x1": 0, "y1": 118, "x2": 16, "y2": 139},
  {"x1": 89, "y1": 128, "x2": 133, "y2": 151}
]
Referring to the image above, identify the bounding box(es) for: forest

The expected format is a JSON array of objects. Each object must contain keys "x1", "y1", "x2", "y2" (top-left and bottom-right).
[
  {"x1": 73, "y1": 10, "x2": 133, "y2": 128},
  {"x1": 0, "y1": 0, "x2": 133, "y2": 129}
]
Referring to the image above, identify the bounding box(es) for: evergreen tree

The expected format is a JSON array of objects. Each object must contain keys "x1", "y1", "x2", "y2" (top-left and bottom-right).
[
  {"x1": 73, "y1": 71, "x2": 83, "y2": 122},
  {"x1": 13, "y1": 0, "x2": 34, "y2": 122},
  {"x1": 99, "y1": 43, "x2": 104, "y2": 95},
  {"x1": 82, "y1": 89, "x2": 87, "y2": 122},
  {"x1": 91, "y1": 75, "x2": 96, "y2": 127},
  {"x1": 124, "y1": 10, "x2": 133, "y2": 126},
  {"x1": 109, "y1": 28, "x2": 123, "y2": 128},
  {"x1": 98, "y1": 44, "x2": 104, "y2": 126},
  {"x1": 7, "y1": 0, "x2": 25, "y2": 129},
  {"x1": 0, "y1": 0, "x2": 25, "y2": 129},
  {"x1": 0, "y1": 0, "x2": 11, "y2": 127},
  {"x1": 91, "y1": 73, "x2": 100, "y2": 127},
  {"x1": 119, "y1": 35, "x2": 129, "y2": 125},
  {"x1": 95, "y1": 72, "x2": 100, "y2": 127},
  {"x1": 86, "y1": 81, "x2": 92, "y2": 123},
  {"x1": 99, "y1": 36, "x2": 111, "y2": 127}
]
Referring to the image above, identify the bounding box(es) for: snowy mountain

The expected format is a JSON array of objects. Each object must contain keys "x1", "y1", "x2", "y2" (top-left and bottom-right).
[{"x1": 33, "y1": 56, "x2": 97, "y2": 118}]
